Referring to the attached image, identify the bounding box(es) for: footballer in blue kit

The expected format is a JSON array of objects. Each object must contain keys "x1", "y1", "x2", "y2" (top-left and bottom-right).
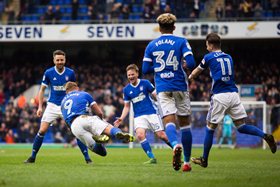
[
  {"x1": 24, "y1": 50, "x2": 92, "y2": 164},
  {"x1": 61, "y1": 82, "x2": 135, "y2": 158},
  {"x1": 114, "y1": 64, "x2": 172, "y2": 164},
  {"x1": 142, "y1": 13, "x2": 196, "y2": 172},
  {"x1": 189, "y1": 33, "x2": 277, "y2": 168}
]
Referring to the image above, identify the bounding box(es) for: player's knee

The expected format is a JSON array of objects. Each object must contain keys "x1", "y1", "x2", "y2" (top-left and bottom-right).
[
  {"x1": 233, "y1": 118, "x2": 246, "y2": 128},
  {"x1": 177, "y1": 115, "x2": 190, "y2": 127},
  {"x1": 156, "y1": 131, "x2": 166, "y2": 139},
  {"x1": 38, "y1": 131, "x2": 45, "y2": 136},
  {"x1": 207, "y1": 122, "x2": 218, "y2": 130},
  {"x1": 136, "y1": 133, "x2": 146, "y2": 141}
]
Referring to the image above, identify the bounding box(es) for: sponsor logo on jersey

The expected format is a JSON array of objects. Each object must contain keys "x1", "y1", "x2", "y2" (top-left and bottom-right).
[
  {"x1": 53, "y1": 85, "x2": 66, "y2": 91},
  {"x1": 160, "y1": 71, "x2": 174, "y2": 79},
  {"x1": 131, "y1": 92, "x2": 145, "y2": 103}
]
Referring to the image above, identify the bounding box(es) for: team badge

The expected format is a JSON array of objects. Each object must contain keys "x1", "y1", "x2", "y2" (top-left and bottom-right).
[
  {"x1": 65, "y1": 76, "x2": 69, "y2": 81},
  {"x1": 140, "y1": 86, "x2": 143, "y2": 91}
]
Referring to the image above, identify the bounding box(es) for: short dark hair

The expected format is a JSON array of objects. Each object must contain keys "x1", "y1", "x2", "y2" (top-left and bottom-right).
[
  {"x1": 206, "y1": 33, "x2": 221, "y2": 49},
  {"x1": 53, "y1": 50, "x2": 66, "y2": 58},
  {"x1": 126, "y1": 64, "x2": 139, "y2": 72}
]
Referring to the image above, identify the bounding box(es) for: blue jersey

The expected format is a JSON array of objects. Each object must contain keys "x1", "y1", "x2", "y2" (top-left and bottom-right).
[
  {"x1": 42, "y1": 67, "x2": 76, "y2": 105},
  {"x1": 61, "y1": 90, "x2": 95, "y2": 126},
  {"x1": 143, "y1": 34, "x2": 193, "y2": 92},
  {"x1": 123, "y1": 79, "x2": 157, "y2": 118},
  {"x1": 199, "y1": 51, "x2": 238, "y2": 94}
]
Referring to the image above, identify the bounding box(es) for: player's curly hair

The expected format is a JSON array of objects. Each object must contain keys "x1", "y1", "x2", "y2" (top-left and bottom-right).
[{"x1": 156, "y1": 13, "x2": 177, "y2": 30}]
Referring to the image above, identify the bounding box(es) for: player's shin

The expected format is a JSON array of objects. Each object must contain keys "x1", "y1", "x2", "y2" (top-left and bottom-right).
[
  {"x1": 77, "y1": 139, "x2": 91, "y2": 160},
  {"x1": 165, "y1": 123, "x2": 178, "y2": 148},
  {"x1": 31, "y1": 132, "x2": 45, "y2": 158},
  {"x1": 236, "y1": 124, "x2": 265, "y2": 138},
  {"x1": 203, "y1": 126, "x2": 215, "y2": 161},
  {"x1": 180, "y1": 127, "x2": 192, "y2": 163},
  {"x1": 140, "y1": 139, "x2": 155, "y2": 159}
]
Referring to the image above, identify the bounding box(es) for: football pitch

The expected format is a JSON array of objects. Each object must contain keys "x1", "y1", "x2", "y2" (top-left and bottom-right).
[{"x1": 0, "y1": 146, "x2": 279, "y2": 187}]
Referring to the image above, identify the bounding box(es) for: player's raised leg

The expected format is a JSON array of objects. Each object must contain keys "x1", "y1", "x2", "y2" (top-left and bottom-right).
[{"x1": 234, "y1": 118, "x2": 277, "y2": 153}]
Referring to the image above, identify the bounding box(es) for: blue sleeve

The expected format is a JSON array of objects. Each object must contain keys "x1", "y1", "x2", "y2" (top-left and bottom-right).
[
  {"x1": 71, "y1": 71, "x2": 76, "y2": 82},
  {"x1": 145, "y1": 80, "x2": 155, "y2": 93},
  {"x1": 123, "y1": 88, "x2": 130, "y2": 102},
  {"x1": 199, "y1": 55, "x2": 209, "y2": 69},
  {"x1": 42, "y1": 71, "x2": 49, "y2": 86},
  {"x1": 84, "y1": 92, "x2": 94, "y2": 104},
  {"x1": 142, "y1": 61, "x2": 154, "y2": 74},
  {"x1": 185, "y1": 55, "x2": 196, "y2": 70}
]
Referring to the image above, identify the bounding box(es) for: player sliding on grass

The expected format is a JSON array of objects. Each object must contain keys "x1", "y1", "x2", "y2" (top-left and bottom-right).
[
  {"x1": 24, "y1": 50, "x2": 93, "y2": 164},
  {"x1": 142, "y1": 13, "x2": 196, "y2": 172},
  {"x1": 189, "y1": 33, "x2": 277, "y2": 168},
  {"x1": 114, "y1": 64, "x2": 172, "y2": 164},
  {"x1": 61, "y1": 81, "x2": 135, "y2": 159}
]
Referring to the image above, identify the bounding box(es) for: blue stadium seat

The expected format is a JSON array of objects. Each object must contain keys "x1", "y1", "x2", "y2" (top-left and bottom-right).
[
  {"x1": 57, "y1": 0, "x2": 64, "y2": 5},
  {"x1": 79, "y1": 7, "x2": 88, "y2": 14},
  {"x1": 65, "y1": 7, "x2": 72, "y2": 13},
  {"x1": 32, "y1": 15, "x2": 39, "y2": 21},
  {"x1": 64, "y1": 0, "x2": 71, "y2": 4},
  {"x1": 37, "y1": 7, "x2": 45, "y2": 14},
  {"x1": 50, "y1": 0, "x2": 56, "y2": 5}
]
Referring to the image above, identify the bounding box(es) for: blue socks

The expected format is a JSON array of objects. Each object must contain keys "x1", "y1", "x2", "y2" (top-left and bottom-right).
[
  {"x1": 140, "y1": 139, "x2": 155, "y2": 159},
  {"x1": 77, "y1": 139, "x2": 90, "y2": 160},
  {"x1": 110, "y1": 127, "x2": 122, "y2": 137},
  {"x1": 93, "y1": 144, "x2": 107, "y2": 157},
  {"x1": 203, "y1": 127, "x2": 215, "y2": 161},
  {"x1": 166, "y1": 123, "x2": 178, "y2": 148},
  {"x1": 31, "y1": 133, "x2": 44, "y2": 158},
  {"x1": 181, "y1": 127, "x2": 192, "y2": 162},
  {"x1": 237, "y1": 124, "x2": 265, "y2": 138}
]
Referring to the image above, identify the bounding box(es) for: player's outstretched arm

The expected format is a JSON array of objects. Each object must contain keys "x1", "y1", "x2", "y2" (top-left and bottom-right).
[
  {"x1": 114, "y1": 102, "x2": 130, "y2": 127},
  {"x1": 188, "y1": 67, "x2": 203, "y2": 81}
]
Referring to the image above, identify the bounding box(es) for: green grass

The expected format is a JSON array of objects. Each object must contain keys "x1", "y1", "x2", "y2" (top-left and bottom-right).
[{"x1": 0, "y1": 146, "x2": 279, "y2": 187}]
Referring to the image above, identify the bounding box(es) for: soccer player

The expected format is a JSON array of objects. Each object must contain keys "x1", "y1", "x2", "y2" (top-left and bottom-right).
[
  {"x1": 24, "y1": 50, "x2": 92, "y2": 164},
  {"x1": 61, "y1": 81, "x2": 135, "y2": 157},
  {"x1": 142, "y1": 13, "x2": 196, "y2": 171},
  {"x1": 189, "y1": 33, "x2": 277, "y2": 168},
  {"x1": 218, "y1": 115, "x2": 236, "y2": 148},
  {"x1": 114, "y1": 64, "x2": 172, "y2": 164}
]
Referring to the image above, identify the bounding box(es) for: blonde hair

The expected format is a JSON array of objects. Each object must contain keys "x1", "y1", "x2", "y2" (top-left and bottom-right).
[
  {"x1": 126, "y1": 64, "x2": 139, "y2": 72},
  {"x1": 65, "y1": 81, "x2": 78, "y2": 93},
  {"x1": 156, "y1": 13, "x2": 177, "y2": 29}
]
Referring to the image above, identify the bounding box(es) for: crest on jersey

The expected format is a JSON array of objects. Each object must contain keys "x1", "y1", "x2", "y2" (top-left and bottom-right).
[
  {"x1": 140, "y1": 86, "x2": 143, "y2": 91},
  {"x1": 129, "y1": 91, "x2": 133, "y2": 94},
  {"x1": 65, "y1": 76, "x2": 69, "y2": 81}
]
